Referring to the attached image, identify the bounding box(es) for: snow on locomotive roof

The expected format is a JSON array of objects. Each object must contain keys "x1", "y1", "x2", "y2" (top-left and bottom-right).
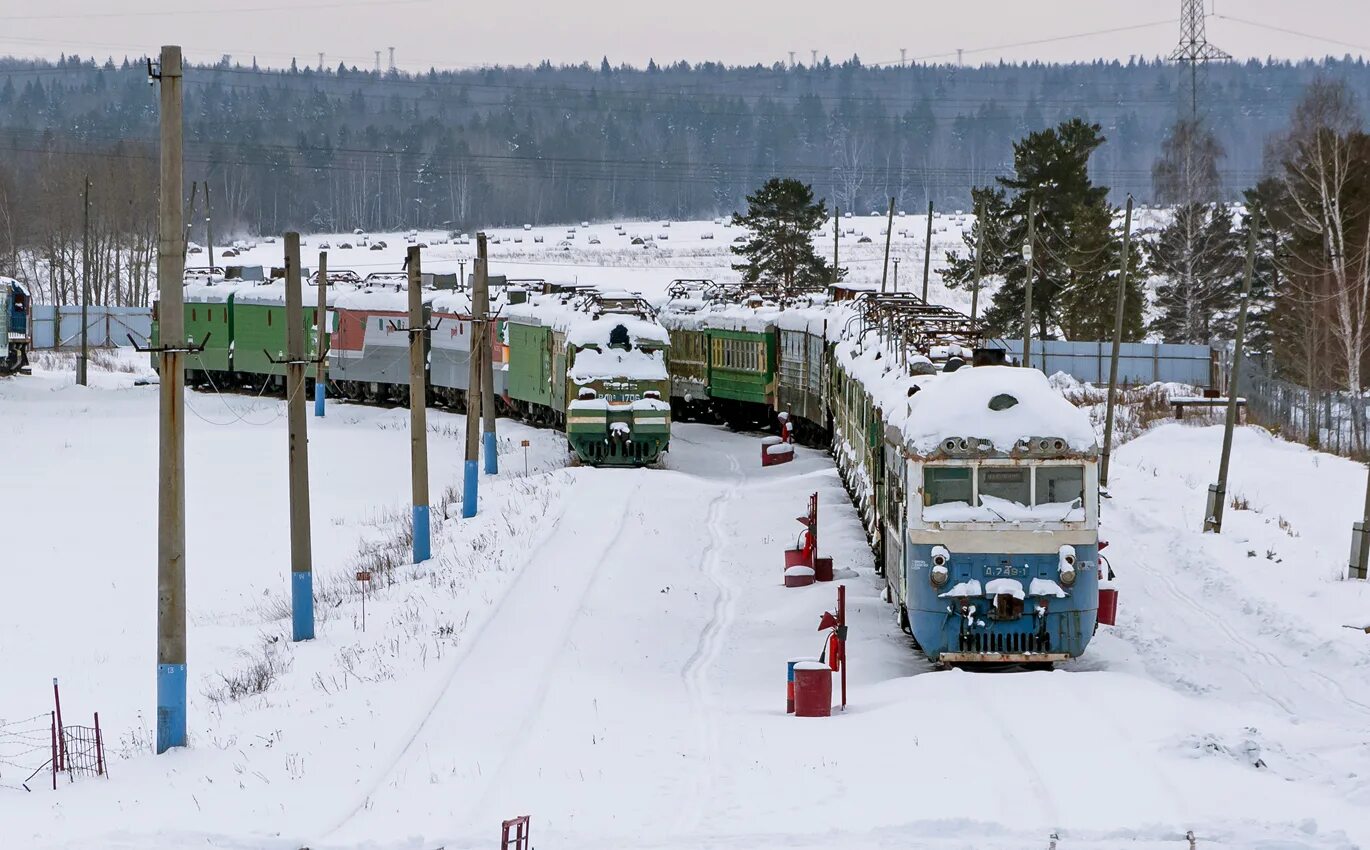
[
  {"x1": 902, "y1": 365, "x2": 1097, "y2": 455},
  {"x1": 2, "y1": 276, "x2": 28, "y2": 294},
  {"x1": 504, "y1": 292, "x2": 669, "y2": 346},
  {"x1": 569, "y1": 348, "x2": 668, "y2": 384}
]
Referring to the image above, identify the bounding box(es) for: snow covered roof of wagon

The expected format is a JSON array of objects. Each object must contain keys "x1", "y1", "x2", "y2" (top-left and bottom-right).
[
  {"x1": 182, "y1": 279, "x2": 244, "y2": 303},
  {"x1": 569, "y1": 347, "x2": 668, "y2": 383},
  {"x1": 333, "y1": 284, "x2": 431, "y2": 312},
  {"x1": 231, "y1": 279, "x2": 344, "y2": 307},
  {"x1": 902, "y1": 365, "x2": 1097, "y2": 455},
  {"x1": 659, "y1": 296, "x2": 844, "y2": 338}
]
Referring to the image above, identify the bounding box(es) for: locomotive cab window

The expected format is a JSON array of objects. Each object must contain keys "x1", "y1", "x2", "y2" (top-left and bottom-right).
[
  {"x1": 924, "y1": 466, "x2": 972, "y2": 506},
  {"x1": 978, "y1": 467, "x2": 1030, "y2": 507},
  {"x1": 1037, "y1": 465, "x2": 1085, "y2": 507}
]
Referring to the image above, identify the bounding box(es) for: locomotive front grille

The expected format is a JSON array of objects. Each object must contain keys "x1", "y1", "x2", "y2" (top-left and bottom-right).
[{"x1": 957, "y1": 630, "x2": 1051, "y2": 654}]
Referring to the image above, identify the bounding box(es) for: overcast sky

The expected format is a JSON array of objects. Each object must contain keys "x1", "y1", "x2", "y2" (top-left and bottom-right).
[{"x1": 0, "y1": 0, "x2": 1366, "y2": 71}]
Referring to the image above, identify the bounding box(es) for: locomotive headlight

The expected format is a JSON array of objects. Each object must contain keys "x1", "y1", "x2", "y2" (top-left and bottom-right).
[
  {"x1": 1058, "y1": 544, "x2": 1077, "y2": 587},
  {"x1": 930, "y1": 545, "x2": 950, "y2": 587}
]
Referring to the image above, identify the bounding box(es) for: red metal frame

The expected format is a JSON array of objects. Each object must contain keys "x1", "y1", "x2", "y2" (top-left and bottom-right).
[
  {"x1": 784, "y1": 493, "x2": 833, "y2": 581},
  {"x1": 501, "y1": 816, "x2": 531, "y2": 850}
]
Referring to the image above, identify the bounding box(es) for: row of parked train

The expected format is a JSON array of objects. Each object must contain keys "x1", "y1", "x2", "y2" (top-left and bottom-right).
[
  {"x1": 150, "y1": 266, "x2": 1107, "y2": 666},
  {"x1": 153, "y1": 268, "x2": 672, "y2": 466}
]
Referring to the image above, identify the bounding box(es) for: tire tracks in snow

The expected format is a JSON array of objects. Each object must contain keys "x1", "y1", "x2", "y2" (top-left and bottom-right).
[
  {"x1": 315, "y1": 477, "x2": 635, "y2": 843},
  {"x1": 461, "y1": 479, "x2": 646, "y2": 824},
  {"x1": 677, "y1": 452, "x2": 744, "y2": 834}
]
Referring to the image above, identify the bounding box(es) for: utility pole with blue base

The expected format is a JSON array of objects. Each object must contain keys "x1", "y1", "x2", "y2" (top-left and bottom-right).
[
  {"x1": 407, "y1": 245, "x2": 431, "y2": 561},
  {"x1": 284, "y1": 232, "x2": 315, "y2": 640},
  {"x1": 153, "y1": 44, "x2": 188, "y2": 754},
  {"x1": 463, "y1": 233, "x2": 488, "y2": 518}
]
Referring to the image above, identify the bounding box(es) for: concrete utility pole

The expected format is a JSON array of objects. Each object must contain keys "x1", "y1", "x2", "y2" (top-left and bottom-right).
[
  {"x1": 811, "y1": 49, "x2": 817, "y2": 67},
  {"x1": 78, "y1": 175, "x2": 90, "y2": 386},
  {"x1": 284, "y1": 232, "x2": 314, "y2": 638},
  {"x1": 314, "y1": 251, "x2": 327, "y2": 417},
  {"x1": 388, "y1": 46, "x2": 395, "y2": 72},
  {"x1": 154, "y1": 44, "x2": 187, "y2": 755},
  {"x1": 832, "y1": 208, "x2": 840, "y2": 284},
  {"x1": 969, "y1": 197, "x2": 983, "y2": 326},
  {"x1": 407, "y1": 246, "x2": 431, "y2": 561},
  {"x1": 900, "y1": 48, "x2": 907, "y2": 68},
  {"x1": 464, "y1": 233, "x2": 487, "y2": 518},
  {"x1": 204, "y1": 181, "x2": 214, "y2": 271},
  {"x1": 1022, "y1": 195, "x2": 1036, "y2": 369},
  {"x1": 1205, "y1": 210, "x2": 1258, "y2": 533},
  {"x1": 892, "y1": 258, "x2": 900, "y2": 292},
  {"x1": 921, "y1": 199, "x2": 934, "y2": 301},
  {"x1": 880, "y1": 197, "x2": 895, "y2": 294},
  {"x1": 1100, "y1": 196, "x2": 1134, "y2": 490}
]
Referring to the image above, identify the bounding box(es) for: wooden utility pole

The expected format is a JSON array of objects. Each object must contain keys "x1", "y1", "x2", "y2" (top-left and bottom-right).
[
  {"x1": 921, "y1": 199, "x2": 934, "y2": 301},
  {"x1": 879, "y1": 197, "x2": 895, "y2": 294},
  {"x1": 78, "y1": 175, "x2": 91, "y2": 386},
  {"x1": 314, "y1": 251, "x2": 327, "y2": 417},
  {"x1": 1022, "y1": 195, "x2": 1036, "y2": 369},
  {"x1": 832, "y1": 208, "x2": 839, "y2": 284},
  {"x1": 969, "y1": 198, "x2": 983, "y2": 327},
  {"x1": 407, "y1": 245, "x2": 431, "y2": 561},
  {"x1": 1206, "y1": 211, "x2": 1258, "y2": 534},
  {"x1": 1100, "y1": 196, "x2": 1133, "y2": 490},
  {"x1": 284, "y1": 232, "x2": 314, "y2": 638},
  {"x1": 204, "y1": 181, "x2": 214, "y2": 271},
  {"x1": 154, "y1": 44, "x2": 187, "y2": 755},
  {"x1": 463, "y1": 233, "x2": 487, "y2": 518}
]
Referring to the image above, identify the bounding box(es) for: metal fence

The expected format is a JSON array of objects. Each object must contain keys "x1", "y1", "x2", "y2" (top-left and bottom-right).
[
  {"x1": 998, "y1": 340, "x2": 1216, "y2": 388},
  {"x1": 1231, "y1": 355, "x2": 1368, "y2": 459},
  {"x1": 30, "y1": 306, "x2": 152, "y2": 350}
]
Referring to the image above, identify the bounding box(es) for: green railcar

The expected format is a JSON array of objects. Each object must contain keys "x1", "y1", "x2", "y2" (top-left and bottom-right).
[
  {"x1": 231, "y1": 282, "x2": 324, "y2": 380},
  {"x1": 706, "y1": 327, "x2": 775, "y2": 408},
  {"x1": 150, "y1": 277, "x2": 241, "y2": 381}
]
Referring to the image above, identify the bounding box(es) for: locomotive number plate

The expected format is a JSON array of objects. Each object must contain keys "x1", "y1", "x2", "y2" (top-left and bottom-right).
[{"x1": 984, "y1": 564, "x2": 1028, "y2": 578}]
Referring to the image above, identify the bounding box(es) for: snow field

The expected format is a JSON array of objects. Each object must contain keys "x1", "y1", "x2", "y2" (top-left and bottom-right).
[{"x1": 3, "y1": 350, "x2": 1370, "y2": 849}]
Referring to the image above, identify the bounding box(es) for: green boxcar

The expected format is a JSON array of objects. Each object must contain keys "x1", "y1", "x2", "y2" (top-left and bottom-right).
[{"x1": 706, "y1": 328, "x2": 774, "y2": 404}]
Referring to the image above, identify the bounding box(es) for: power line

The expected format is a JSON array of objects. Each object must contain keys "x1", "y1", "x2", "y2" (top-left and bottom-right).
[
  {"x1": 0, "y1": 0, "x2": 435, "y2": 21},
  {"x1": 1215, "y1": 14, "x2": 1370, "y2": 56}
]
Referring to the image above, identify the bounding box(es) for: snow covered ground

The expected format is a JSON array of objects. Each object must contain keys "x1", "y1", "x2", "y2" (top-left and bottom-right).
[
  {"x1": 200, "y1": 213, "x2": 982, "y2": 310},
  {"x1": 3, "y1": 352, "x2": 1369, "y2": 850}
]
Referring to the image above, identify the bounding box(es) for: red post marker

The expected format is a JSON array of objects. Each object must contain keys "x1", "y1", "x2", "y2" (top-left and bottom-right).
[{"x1": 837, "y1": 584, "x2": 847, "y2": 709}]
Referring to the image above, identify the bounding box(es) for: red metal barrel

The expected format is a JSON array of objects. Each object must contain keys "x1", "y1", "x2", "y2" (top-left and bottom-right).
[
  {"x1": 814, "y1": 556, "x2": 834, "y2": 582},
  {"x1": 1097, "y1": 587, "x2": 1119, "y2": 626},
  {"x1": 787, "y1": 656, "x2": 818, "y2": 714},
  {"x1": 784, "y1": 566, "x2": 816, "y2": 588},
  {"x1": 793, "y1": 661, "x2": 832, "y2": 717}
]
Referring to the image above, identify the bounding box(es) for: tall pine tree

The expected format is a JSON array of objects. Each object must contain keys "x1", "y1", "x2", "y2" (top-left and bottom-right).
[
  {"x1": 943, "y1": 119, "x2": 1143, "y2": 341},
  {"x1": 730, "y1": 178, "x2": 836, "y2": 294}
]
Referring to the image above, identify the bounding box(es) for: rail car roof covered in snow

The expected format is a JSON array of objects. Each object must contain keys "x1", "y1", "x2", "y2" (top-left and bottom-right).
[
  {"x1": 901, "y1": 365, "x2": 1097, "y2": 456},
  {"x1": 231, "y1": 278, "x2": 346, "y2": 307},
  {"x1": 505, "y1": 292, "x2": 669, "y2": 347}
]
